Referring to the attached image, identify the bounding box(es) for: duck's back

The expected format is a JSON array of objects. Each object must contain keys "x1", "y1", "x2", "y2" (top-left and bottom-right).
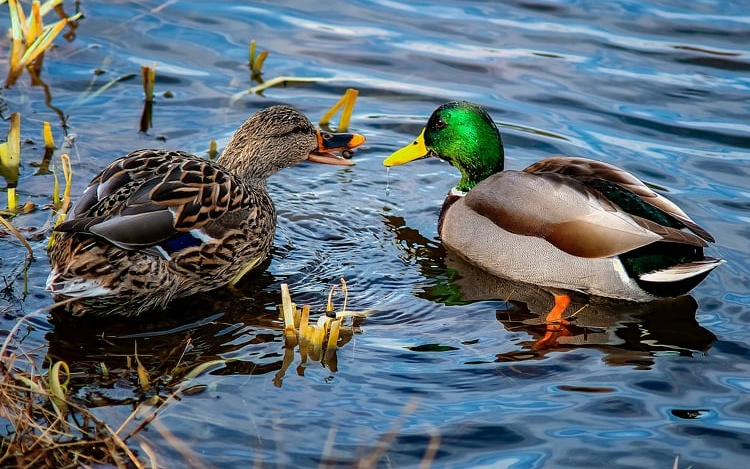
[
  {"x1": 439, "y1": 170, "x2": 660, "y2": 300},
  {"x1": 47, "y1": 149, "x2": 275, "y2": 317},
  {"x1": 438, "y1": 157, "x2": 722, "y2": 301}
]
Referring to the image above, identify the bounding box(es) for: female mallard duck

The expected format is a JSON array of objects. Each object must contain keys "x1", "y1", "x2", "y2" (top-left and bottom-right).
[
  {"x1": 384, "y1": 101, "x2": 723, "y2": 319},
  {"x1": 48, "y1": 105, "x2": 365, "y2": 317}
]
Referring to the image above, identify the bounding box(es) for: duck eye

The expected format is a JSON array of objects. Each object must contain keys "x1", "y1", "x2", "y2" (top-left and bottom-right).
[{"x1": 434, "y1": 118, "x2": 446, "y2": 130}]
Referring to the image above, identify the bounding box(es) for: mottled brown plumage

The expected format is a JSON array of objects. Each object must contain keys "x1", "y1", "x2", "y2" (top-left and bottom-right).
[{"x1": 47, "y1": 105, "x2": 365, "y2": 317}]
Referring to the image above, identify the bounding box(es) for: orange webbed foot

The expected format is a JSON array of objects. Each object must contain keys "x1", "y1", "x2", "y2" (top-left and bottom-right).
[{"x1": 533, "y1": 294, "x2": 573, "y2": 350}]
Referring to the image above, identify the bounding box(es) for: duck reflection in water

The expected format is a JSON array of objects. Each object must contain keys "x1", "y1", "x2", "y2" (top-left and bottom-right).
[
  {"x1": 45, "y1": 270, "x2": 360, "y2": 405},
  {"x1": 383, "y1": 215, "x2": 716, "y2": 367}
]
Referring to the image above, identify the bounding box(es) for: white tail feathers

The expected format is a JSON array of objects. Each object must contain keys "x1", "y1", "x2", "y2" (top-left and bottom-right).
[
  {"x1": 640, "y1": 258, "x2": 725, "y2": 283},
  {"x1": 46, "y1": 270, "x2": 111, "y2": 298}
]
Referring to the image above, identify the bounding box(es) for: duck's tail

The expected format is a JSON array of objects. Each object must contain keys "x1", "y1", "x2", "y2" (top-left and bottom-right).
[{"x1": 639, "y1": 258, "x2": 725, "y2": 283}]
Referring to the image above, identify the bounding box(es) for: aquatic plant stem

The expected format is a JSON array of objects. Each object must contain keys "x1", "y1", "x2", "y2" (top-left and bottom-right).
[
  {"x1": 140, "y1": 65, "x2": 155, "y2": 132},
  {"x1": 244, "y1": 76, "x2": 335, "y2": 95},
  {"x1": 320, "y1": 89, "x2": 359, "y2": 131},
  {"x1": 0, "y1": 215, "x2": 33, "y2": 261},
  {"x1": 0, "y1": 112, "x2": 21, "y2": 211},
  {"x1": 248, "y1": 39, "x2": 268, "y2": 82},
  {"x1": 4, "y1": 0, "x2": 82, "y2": 87}
]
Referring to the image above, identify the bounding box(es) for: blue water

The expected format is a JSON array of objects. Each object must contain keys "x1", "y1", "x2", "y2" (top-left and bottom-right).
[{"x1": 1, "y1": 0, "x2": 749, "y2": 467}]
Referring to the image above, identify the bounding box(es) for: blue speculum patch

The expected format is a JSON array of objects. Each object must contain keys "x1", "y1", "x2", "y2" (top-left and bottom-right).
[{"x1": 161, "y1": 232, "x2": 203, "y2": 254}]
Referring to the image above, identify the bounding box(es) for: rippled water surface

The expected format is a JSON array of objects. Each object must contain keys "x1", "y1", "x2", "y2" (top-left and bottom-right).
[{"x1": 2, "y1": 1, "x2": 749, "y2": 467}]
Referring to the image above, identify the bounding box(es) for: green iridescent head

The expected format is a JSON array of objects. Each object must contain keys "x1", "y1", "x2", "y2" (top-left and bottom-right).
[{"x1": 384, "y1": 101, "x2": 505, "y2": 191}]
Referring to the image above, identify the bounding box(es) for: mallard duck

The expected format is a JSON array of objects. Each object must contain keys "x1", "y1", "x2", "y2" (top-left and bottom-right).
[
  {"x1": 48, "y1": 105, "x2": 365, "y2": 317},
  {"x1": 384, "y1": 101, "x2": 723, "y2": 320}
]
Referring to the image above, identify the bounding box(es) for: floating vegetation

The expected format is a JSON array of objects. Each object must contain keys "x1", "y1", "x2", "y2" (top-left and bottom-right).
[
  {"x1": 0, "y1": 112, "x2": 21, "y2": 212},
  {"x1": 274, "y1": 280, "x2": 368, "y2": 387},
  {"x1": 245, "y1": 75, "x2": 334, "y2": 96},
  {"x1": 74, "y1": 72, "x2": 138, "y2": 107},
  {"x1": 4, "y1": 0, "x2": 82, "y2": 87},
  {"x1": 139, "y1": 64, "x2": 155, "y2": 132},
  {"x1": 248, "y1": 39, "x2": 268, "y2": 83}
]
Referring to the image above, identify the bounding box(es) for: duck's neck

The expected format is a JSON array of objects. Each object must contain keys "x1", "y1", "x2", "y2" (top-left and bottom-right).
[
  {"x1": 218, "y1": 134, "x2": 274, "y2": 183},
  {"x1": 453, "y1": 141, "x2": 504, "y2": 192}
]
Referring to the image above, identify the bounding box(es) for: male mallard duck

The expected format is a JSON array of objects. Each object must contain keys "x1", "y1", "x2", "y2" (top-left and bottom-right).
[
  {"x1": 48, "y1": 105, "x2": 365, "y2": 317},
  {"x1": 385, "y1": 101, "x2": 723, "y2": 320}
]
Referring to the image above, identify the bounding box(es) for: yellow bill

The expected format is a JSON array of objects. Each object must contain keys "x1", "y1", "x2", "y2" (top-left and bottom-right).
[{"x1": 384, "y1": 128, "x2": 429, "y2": 166}]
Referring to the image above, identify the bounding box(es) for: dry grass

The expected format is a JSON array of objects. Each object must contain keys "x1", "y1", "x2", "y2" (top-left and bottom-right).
[
  {"x1": 0, "y1": 324, "x2": 146, "y2": 468},
  {"x1": 0, "y1": 307, "x2": 219, "y2": 468}
]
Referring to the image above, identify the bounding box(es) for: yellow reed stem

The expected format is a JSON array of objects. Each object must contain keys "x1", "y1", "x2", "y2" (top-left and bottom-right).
[
  {"x1": 249, "y1": 39, "x2": 256, "y2": 67},
  {"x1": 51, "y1": 169, "x2": 60, "y2": 209},
  {"x1": 17, "y1": 15, "x2": 79, "y2": 69},
  {"x1": 134, "y1": 343, "x2": 151, "y2": 392},
  {"x1": 280, "y1": 283, "x2": 298, "y2": 345},
  {"x1": 48, "y1": 360, "x2": 70, "y2": 416},
  {"x1": 319, "y1": 88, "x2": 359, "y2": 131},
  {"x1": 248, "y1": 39, "x2": 268, "y2": 80},
  {"x1": 340, "y1": 277, "x2": 349, "y2": 315},
  {"x1": 298, "y1": 304, "x2": 310, "y2": 340},
  {"x1": 43, "y1": 121, "x2": 55, "y2": 149},
  {"x1": 7, "y1": 188, "x2": 17, "y2": 212},
  {"x1": 326, "y1": 320, "x2": 341, "y2": 351},
  {"x1": 8, "y1": 0, "x2": 28, "y2": 40},
  {"x1": 5, "y1": 0, "x2": 81, "y2": 86},
  {"x1": 7, "y1": 0, "x2": 24, "y2": 80},
  {"x1": 326, "y1": 284, "x2": 338, "y2": 312},
  {"x1": 37, "y1": 0, "x2": 64, "y2": 18},
  {"x1": 338, "y1": 89, "x2": 358, "y2": 131},
  {"x1": 208, "y1": 139, "x2": 217, "y2": 160},
  {"x1": 47, "y1": 153, "x2": 72, "y2": 250},
  {"x1": 1, "y1": 113, "x2": 21, "y2": 211},
  {"x1": 29, "y1": 1, "x2": 43, "y2": 43},
  {"x1": 61, "y1": 152, "x2": 72, "y2": 204},
  {"x1": 141, "y1": 64, "x2": 155, "y2": 101},
  {"x1": 245, "y1": 75, "x2": 332, "y2": 95}
]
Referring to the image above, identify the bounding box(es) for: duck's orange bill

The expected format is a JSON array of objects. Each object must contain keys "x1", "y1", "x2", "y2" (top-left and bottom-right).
[
  {"x1": 383, "y1": 128, "x2": 428, "y2": 166},
  {"x1": 308, "y1": 130, "x2": 366, "y2": 166}
]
